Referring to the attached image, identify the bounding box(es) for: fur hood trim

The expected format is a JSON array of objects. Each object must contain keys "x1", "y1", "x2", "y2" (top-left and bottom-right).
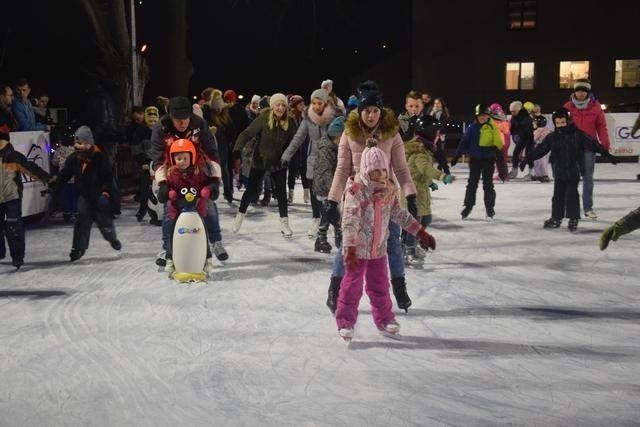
[{"x1": 344, "y1": 107, "x2": 399, "y2": 141}]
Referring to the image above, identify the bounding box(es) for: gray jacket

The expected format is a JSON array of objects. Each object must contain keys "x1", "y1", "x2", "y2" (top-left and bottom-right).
[{"x1": 281, "y1": 112, "x2": 332, "y2": 180}]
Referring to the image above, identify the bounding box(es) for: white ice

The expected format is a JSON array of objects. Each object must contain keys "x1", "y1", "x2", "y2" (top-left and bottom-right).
[{"x1": 1, "y1": 164, "x2": 639, "y2": 426}]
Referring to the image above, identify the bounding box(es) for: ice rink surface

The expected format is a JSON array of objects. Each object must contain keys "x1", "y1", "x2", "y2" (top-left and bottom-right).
[{"x1": 1, "y1": 163, "x2": 639, "y2": 426}]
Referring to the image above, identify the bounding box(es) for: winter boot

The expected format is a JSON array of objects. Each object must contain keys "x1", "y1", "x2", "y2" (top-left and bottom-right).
[
  {"x1": 486, "y1": 207, "x2": 495, "y2": 220},
  {"x1": 460, "y1": 205, "x2": 473, "y2": 219},
  {"x1": 391, "y1": 277, "x2": 412, "y2": 312},
  {"x1": 315, "y1": 221, "x2": 332, "y2": 253},
  {"x1": 279, "y1": 217, "x2": 293, "y2": 237},
  {"x1": 303, "y1": 188, "x2": 310, "y2": 204},
  {"x1": 287, "y1": 189, "x2": 294, "y2": 205},
  {"x1": 212, "y1": 241, "x2": 229, "y2": 261},
  {"x1": 307, "y1": 218, "x2": 321, "y2": 239},
  {"x1": 543, "y1": 218, "x2": 562, "y2": 228},
  {"x1": 155, "y1": 250, "x2": 166, "y2": 267},
  {"x1": 69, "y1": 248, "x2": 85, "y2": 262},
  {"x1": 165, "y1": 259, "x2": 175, "y2": 273},
  {"x1": 232, "y1": 212, "x2": 246, "y2": 233},
  {"x1": 568, "y1": 218, "x2": 579, "y2": 232},
  {"x1": 110, "y1": 240, "x2": 122, "y2": 251},
  {"x1": 260, "y1": 190, "x2": 271, "y2": 207},
  {"x1": 327, "y1": 276, "x2": 341, "y2": 314}
]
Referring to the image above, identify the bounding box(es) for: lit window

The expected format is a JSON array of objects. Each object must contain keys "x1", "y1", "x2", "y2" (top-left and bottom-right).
[
  {"x1": 559, "y1": 61, "x2": 590, "y2": 89},
  {"x1": 505, "y1": 62, "x2": 535, "y2": 90},
  {"x1": 615, "y1": 59, "x2": 640, "y2": 88},
  {"x1": 508, "y1": 0, "x2": 537, "y2": 30}
]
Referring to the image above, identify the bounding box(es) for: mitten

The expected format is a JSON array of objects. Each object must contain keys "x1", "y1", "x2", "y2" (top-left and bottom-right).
[
  {"x1": 443, "y1": 174, "x2": 454, "y2": 185},
  {"x1": 429, "y1": 182, "x2": 439, "y2": 191},
  {"x1": 200, "y1": 186, "x2": 211, "y2": 200},
  {"x1": 208, "y1": 181, "x2": 220, "y2": 200},
  {"x1": 344, "y1": 246, "x2": 359, "y2": 269},
  {"x1": 450, "y1": 156, "x2": 459, "y2": 167},
  {"x1": 417, "y1": 228, "x2": 436, "y2": 250},
  {"x1": 326, "y1": 200, "x2": 340, "y2": 226},
  {"x1": 98, "y1": 192, "x2": 110, "y2": 210},
  {"x1": 157, "y1": 182, "x2": 169, "y2": 203},
  {"x1": 168, "y1": 189, "x2": 178, "y2": 201},
  {"x1": 406, "y1": 194, "x2": 418, "y2": 218},
  {"x1": 599, "y1": 220, "x2": 628, "y2": 250}
]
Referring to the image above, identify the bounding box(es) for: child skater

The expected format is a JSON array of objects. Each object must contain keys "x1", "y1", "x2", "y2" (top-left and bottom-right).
[
  {"x1": 55, "y1": 126, "x2": 121, "y2": 261},
  {"x1": 336, "y1": 142, "x2": 436, "y2": 341},
  {"x1": 522, "y1": 107, "x2": 618, "y2": 232},
  {"x1": 156, "y1": 138, "x2": 219, "y2": 273}
]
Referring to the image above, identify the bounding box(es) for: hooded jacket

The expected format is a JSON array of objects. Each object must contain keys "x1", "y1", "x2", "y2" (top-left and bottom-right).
[
  {"x1": 527, "y1": 123, "x2": 609, "y2": 181},
  {"x1": 0, "y1": 143, "x2": 50, "y2": 203},
  {"x1": 328, "y1": 109, "x2": 416, "y2": 203},
  {"x1": 57, "y1": 146, "x2": 113, "y2": 201},
  {"x1": 404, "y1": 138, "x2": 447, "y2": 216},
  {"x1": 341, "y1": 173, "x2": 421, "y2": 260},
  {"x1": 563, "y1": 97, "x2": 610, "y2": 151},
  {"x1": 281, "y1": 105, "x2": 336, "y2": 180}
]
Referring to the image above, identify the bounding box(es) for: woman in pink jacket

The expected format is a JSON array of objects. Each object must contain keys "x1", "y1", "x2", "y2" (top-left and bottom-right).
[
  {"x1": 336, "y1": 143, "x2": 435, "y2": 341},
  {"x1": 324, "y1": 81, "x2": 418, "y2": 315}
]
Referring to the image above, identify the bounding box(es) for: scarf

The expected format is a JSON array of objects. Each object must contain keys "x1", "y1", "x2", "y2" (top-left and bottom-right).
[
  {"x1": 307, "y1": 104, "x2": 335, "y2": 127},
  {"x1": 570, "y1": 94, "x2": 590, "y2": 110}
]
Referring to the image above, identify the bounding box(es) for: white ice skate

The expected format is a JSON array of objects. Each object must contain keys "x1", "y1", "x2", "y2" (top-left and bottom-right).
[
  {"x1": 307, "y1": 218, "x2": 320, "y2": 239},
  {"x1": 338, "y1": 327, "x2": 354, "y2": 342},
  {"x1": 280, "y1": 217, "x2": 293, "y2": 238},
  {"x1": 380, "y1": 320, "x2": 401, "y2": 339},
  {"x1": 232, "y1": 212, "x2": 246, "y2": 233}
]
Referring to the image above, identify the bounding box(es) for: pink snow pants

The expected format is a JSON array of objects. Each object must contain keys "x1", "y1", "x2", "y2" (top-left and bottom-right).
[{"x1": 335, "y1": 256, "x2": 395, "y2": 331}]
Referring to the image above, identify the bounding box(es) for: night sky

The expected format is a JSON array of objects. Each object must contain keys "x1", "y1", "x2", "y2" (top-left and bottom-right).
[{"x1": 1, "y1": 0, "x2": 410, "y2": 119}]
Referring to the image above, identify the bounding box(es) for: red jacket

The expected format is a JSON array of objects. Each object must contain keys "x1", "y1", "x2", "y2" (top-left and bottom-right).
[
  {"x1": 563, "y1": 98, "x2": 610, "y2": 151},
  {"x1": 166, "y1": 166, "x2": 216, "y2": 220}
]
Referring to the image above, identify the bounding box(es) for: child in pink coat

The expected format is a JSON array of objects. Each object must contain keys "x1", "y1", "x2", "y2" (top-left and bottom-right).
[{"x1": 336, "y1": 142, "x2": 436, "y2": 341}]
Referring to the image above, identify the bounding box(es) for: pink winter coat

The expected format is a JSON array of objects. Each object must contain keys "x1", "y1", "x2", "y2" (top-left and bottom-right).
[
  {"x1": 563, "y1": 98, "x2": 610, "y2": 150},
  {"x1": 341, "y1": 175, "x2": 421, "y2": 260},
  {"x1": 328, "y1": 109, "x2": 417, "y2": 203}
]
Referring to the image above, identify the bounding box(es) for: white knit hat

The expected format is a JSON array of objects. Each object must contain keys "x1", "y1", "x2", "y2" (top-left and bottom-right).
[
  {"x1": 269, "y1": 93, "x2": 287, "y2": 109},
  {"x1": 321, "y1": 79, "x2": 333, "y2": 89},
  {"x1": 250, "y1": 94, "x2": 261, "y2": 103}
]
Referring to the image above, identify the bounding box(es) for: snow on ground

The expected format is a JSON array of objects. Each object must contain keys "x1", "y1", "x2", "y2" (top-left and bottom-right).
[{"x1": 1, "y1": 163, "x2": 639, "y2": 426}]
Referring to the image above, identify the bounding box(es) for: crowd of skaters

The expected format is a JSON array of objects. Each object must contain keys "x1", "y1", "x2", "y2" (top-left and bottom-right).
[{"x1": 1, "y1": 74, "x2": 639, "y2": 340}]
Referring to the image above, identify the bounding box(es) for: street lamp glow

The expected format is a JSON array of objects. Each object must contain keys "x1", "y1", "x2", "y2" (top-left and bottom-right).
[
  {"x1": 238, "y1": 94, "x2": 244, "y2": 100},
  {"x1": 601, "y1": 104, "x2": 607, "y2": 111},
  {"x1": 140, "y1": 44, "x2": 148, "y2": 53}
]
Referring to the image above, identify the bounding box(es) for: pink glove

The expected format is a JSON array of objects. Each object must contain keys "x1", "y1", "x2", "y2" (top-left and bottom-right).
[
  {"x1": 200, "y1": 186, "x2": 211, "y2": 200},
  {"x1": 168, "y1": 190, "x2": 178, "y2": 201}
]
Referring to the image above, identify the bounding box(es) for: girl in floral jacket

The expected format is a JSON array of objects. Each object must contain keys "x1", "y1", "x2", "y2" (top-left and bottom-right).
[{"x1": 335, "y1": 142, "x2": 435, "y2": 341}]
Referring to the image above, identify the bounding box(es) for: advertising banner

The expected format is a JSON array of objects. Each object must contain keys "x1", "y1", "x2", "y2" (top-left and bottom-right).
[{"x1": 10, "y1": 131, "x2": 51, "y2": 217}]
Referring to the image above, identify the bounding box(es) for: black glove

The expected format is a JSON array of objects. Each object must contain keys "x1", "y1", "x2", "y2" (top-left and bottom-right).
[
  {"x1": 326, "y1": 200, "x2": 340, "y2": 226},
  {"x1": 406, "y1": 194, "x2": 418, "y2": 218},
  {"x1": 450, "y1": 156, "x2": 459, "y2": 167},
  {"x1": 207, "y1": 181, "x2": 220, "y2": 200},
  {"x1": 157, "y1": 182, "x2": 169, "y2": 203},
  {"x1": 280, "y1": 158, "x2": 289, "y2": 169}
]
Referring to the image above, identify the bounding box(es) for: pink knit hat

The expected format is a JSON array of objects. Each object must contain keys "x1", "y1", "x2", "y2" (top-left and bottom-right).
[{"x1": 360, "y1": 144, "x2": 389, "y2": 177}]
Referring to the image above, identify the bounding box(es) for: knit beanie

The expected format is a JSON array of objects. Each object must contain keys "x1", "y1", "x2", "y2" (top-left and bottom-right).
[
  {"x1": 573, "y1": 79, "x2": 592, "y2": 92},
  {"x1": 74, "y1": 125, "x2": 94, "y2": 145},
  {"x1": 288, "y1": 95, "x2": 304, "y2": 108},
  {"x1": 210, "y1": 89, "x2": 225, "y2": 111},
  {"x1": 357, "y1": 80, "x2": 384, "y2": 113},
  {"x1": 360, "y1": 142, "x2": 389, "y2": 177},
  {"x1": 509, "y1": 100, "x2": 523, "y2": 112},
  {"x1": 250, "y1": 94, "x2": 261, "y2": 104},
  {"x1": 269, "y1": 93, "x2": 287, "y2": 109},
  {"x1": 327, "y1": 116, "x2": 345, "y2": 137},
  {"x1": 310, "y1": 88, "x2": 328, "y2": 103},
  {"x1": 223, "y1": 89, "x2": 237, "y2": 103},
  {"x1": 347, "y1": 95, "x2": 359, "y2": 108},
  {"x1": 523, "y1": 101, "x2": 535, "y2": 113},
  {"x1": 321, "y1": 79, "x2": 333, "y2": 90}
]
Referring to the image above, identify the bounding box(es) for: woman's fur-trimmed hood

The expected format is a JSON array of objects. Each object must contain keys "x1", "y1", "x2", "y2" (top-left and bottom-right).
[{"x1": 344, "y1": 108, "x2": 399, "y2": 141}]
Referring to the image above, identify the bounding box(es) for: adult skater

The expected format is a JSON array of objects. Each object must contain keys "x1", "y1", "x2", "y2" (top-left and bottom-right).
[
  {"x1": 563, "y1": 79, "x2": 611, "y2": 220},
  {"x1": 0, "y1": 130, "x2": 51, "y2": 268},
  {"x1": 324, "y1": 80, "x2": 418, "y2": 313},
  {"x1": 336, "y1": 142, "x2": 435, "y2": 341},
  {"x1": 231, "y1": 93, "x2": 297, "y2": 237}
]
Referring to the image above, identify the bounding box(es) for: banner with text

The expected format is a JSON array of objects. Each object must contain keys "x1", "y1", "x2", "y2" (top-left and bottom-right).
[{"x1": 10, "y1": 131, "x2": 51, "y2": 217}]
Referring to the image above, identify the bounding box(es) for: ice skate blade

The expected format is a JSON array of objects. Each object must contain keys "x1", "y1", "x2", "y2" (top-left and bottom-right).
[{"x1": 380, "y1": 331, "x2": 402, "y2": 340}]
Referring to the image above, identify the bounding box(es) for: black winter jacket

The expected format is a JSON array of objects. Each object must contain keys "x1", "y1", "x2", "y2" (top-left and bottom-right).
[
  {"x1": 57, "y1": 147, "x2": 113, "y2": 201},
  {"x1": 510, "y1": 109, "x2": 534, "y2": 147},
  {"x1": 527, "y1": 124, "x2": 609, "y2": 181}
]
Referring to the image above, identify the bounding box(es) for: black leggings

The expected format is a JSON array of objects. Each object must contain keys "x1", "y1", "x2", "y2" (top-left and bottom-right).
[
  {"x1": 308, "y1": 180, "x2": 321, "y2": 219},
  {"x1": 287, "y1": 161, "x2": 310, "y2": 190},
  {"x1": 512, "y1": 141, "x2": 534, "y2": 169},
  {"x1": 240, "y1": 167, "x2": 288, "y2": 217}
]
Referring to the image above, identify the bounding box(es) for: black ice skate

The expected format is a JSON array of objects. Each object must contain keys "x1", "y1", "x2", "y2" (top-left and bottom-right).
[
  {"x1": 543, "y1": 218, "x2": 562, "y2": 228},
  {"x1": 568, "y1": 218, "x2": 579, "y2": 232},
  {"x1": 327, "y1": 276, "x2": 341, "y2": 314},
  {"x1": 12, "y1": 258, "x2": 23, "y2": 269},
  {"x1": 69, "y1": 249, "x2": 85, "y2": 262},
  {"x1": 460, "y1": 206, "x2": 473, "y2": 220},
  {"x1": 391, "y1": 277, "x2": 412, "y2": 313}
]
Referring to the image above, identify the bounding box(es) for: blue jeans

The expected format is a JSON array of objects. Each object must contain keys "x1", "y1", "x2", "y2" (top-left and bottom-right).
[
  {"x1": 582, "y1": 150, "x2": 596, "y2": 213},
  {"x1": 162, "y1": 201, "x2": 222, "y2": 251},
  {"x1": 332, "y1": 221, "x2": 405, "y2": 279}
]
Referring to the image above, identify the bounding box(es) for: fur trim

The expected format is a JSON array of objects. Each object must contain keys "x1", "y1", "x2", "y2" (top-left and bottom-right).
[
  {"x1": 404, "y1": 138, "x2": 427, "y2": 157},
  {"x1": 344, "y1": 107, "x2": 399, "y2": 141}
]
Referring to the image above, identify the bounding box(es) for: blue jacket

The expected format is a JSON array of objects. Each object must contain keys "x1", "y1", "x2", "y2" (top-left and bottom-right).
[
  {"x1": 454, "y1": 122, "x2": 497, "y2": 160},
  {"x1": 12, "y1": 99, "x2": 47, "y2": 132}
]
